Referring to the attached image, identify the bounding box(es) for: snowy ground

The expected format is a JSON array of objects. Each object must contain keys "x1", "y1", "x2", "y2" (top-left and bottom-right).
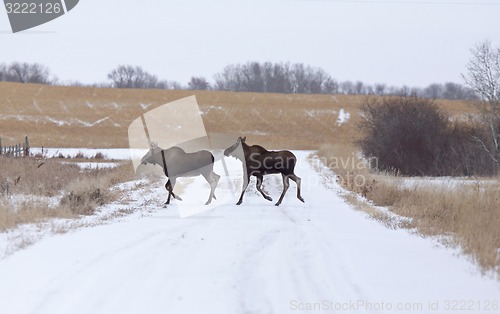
[{"x1": 0, "y1": 151, "x2": 498, "y2": 314}]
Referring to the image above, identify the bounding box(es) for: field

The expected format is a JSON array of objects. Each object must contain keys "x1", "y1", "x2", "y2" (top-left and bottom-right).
[
  {"x1": 0, "y1": 82, "x2": 473, "y2": 150},
  {"x1": 0, "y1": 82, "x2": 499, "y2": 313}
]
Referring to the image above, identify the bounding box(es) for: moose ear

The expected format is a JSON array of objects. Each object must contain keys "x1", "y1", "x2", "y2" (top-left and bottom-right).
[{"x1": 241, "y1": 136, "x2": 246, "y2": 142}]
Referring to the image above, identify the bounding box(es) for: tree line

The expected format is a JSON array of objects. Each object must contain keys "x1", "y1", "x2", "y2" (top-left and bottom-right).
[
  {"x1": 0, "y1": 61, "x2": 477, "y2": 100},
  {"x1": 0, "y1": 62, "x2": 52, "y2": 84}
]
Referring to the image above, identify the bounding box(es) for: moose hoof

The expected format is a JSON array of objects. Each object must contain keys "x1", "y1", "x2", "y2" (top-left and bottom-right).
[
  {"x1": 298, "y1": 197, "x2": 305, "y2": 203},
  {"x1": 236, "y1": 201, "x2": 242, "y2": 205},
  {"x1": 265, "y1": 196, "x2": 273, "y2": 202},
  {"x1": 205, "y1": 201, "x2": 211, "y2": 205},
  {"x1": 174, "y1": 195, "x2": 183, "y2": 201},
  {"x1": 275, "y1": 202, "x2": 281, "y2": 207}
]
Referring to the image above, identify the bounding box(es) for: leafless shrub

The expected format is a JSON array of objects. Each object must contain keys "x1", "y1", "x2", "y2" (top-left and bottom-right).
[
  {"x1": 93, "y1": 152, "x2": 106, "y2": 159},
  {"x1": 359, "y1": 96, "x2": 498, "y2": 176},
  {"x1": 60, "y1": 178, "x2": 110, "y2": 215}
]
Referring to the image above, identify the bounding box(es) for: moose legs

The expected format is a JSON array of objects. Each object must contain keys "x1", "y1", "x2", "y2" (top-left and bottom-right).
[
  {"x1": 237, "y1": 174, "x2": 273, "y2": 205},
  {"x1": 275, "y1": 174, "x2": 290, "y2": 206},
  {"x1": 164, "y1": 172, "x2": 220, "y2": 206},
  {"x1": 237, "y1": 173, "x2": 304, "y2": 206},
  {"x1": 290, "y1": 174, "x2": 305, "y2": 203},
  {"x1": 236, "y1": 174, "x2": 250, "y2": 205},
  {"x1": 275, "y1": 173, "x2": 305, "y2": 206},
  {"x1": 256, "y1": 175, "x2": 272, "y2": 202},
  {"x1": 164, "y1": 178, "x2": 182, "y2": 205},
  {"x1": 202, "y1": 171, "x2": 220, "y2": 205}
]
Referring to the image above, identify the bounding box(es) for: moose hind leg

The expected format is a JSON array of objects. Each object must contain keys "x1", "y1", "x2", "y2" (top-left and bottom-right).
[
  {"x1": 237, "y1": 175, "x2": 250, "y2": 205},
  {"x1": 203, "y1": 172, "x2": 216, "y2": 205},
  {"x1": 275, "y1": 174, "x2": 290, "y2": 206},
  {"x1": 211, "y1": 172, "x2": 221, "y2": 200},
  {"x1": 289, "y1": 174, "x2": 305, "y2": 203},
  {"x1": 256, "y1": 175, "x2": 272, "y2": 202},
  {"x1": 164, "y1": 180, "x2": 173, "y2": 205},
  {"x1": 169, "y1": 177, "x2": 182, "y2": 201}
]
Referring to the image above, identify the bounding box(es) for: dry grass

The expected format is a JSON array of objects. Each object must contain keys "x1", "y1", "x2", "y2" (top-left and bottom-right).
[
  {"x1": 387, "y1": 181, "x2": 500, "y2": 274},
  {"x1": 0, "y1": 156, "x2": 134, "y2": 231},
  {"x1": 0, "y1": 198, "x2": 72, "y2": 232},
  {"x1": 318, "y1": 145, "x2": 500, "y2": 276}
]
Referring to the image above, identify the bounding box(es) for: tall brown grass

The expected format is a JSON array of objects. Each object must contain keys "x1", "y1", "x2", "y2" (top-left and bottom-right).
[
  {"x1": 318, "y1": 146, "x2": 500, "y2": 276},
  {"x1": 390, "y1": 182, "x2": 500, "y2": 274},
  {"x1": 0, "y1": 156, "x2": 134, "y2": 231}
]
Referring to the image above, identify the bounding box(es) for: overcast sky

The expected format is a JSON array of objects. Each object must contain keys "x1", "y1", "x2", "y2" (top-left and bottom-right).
[{"x1": 1, "y1": 0, "x2": 500, "y2": 88}]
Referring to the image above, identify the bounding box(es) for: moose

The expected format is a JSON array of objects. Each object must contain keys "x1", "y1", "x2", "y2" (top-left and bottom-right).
[
  {"x1": 224, "y1": 137, "x2": 305, "y2": 206},
  {"x1": 141, "y1": 145, "x2": 220, "y2": 205}
]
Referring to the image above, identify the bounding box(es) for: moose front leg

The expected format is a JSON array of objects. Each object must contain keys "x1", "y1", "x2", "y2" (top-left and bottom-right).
[
  {"x1": 275, "y1": 174, "x2": 290, "y2": 206},
  {"x1": 164, "y1": 178, "x2": 182, "y2": 205},
  {"x1": 236, "y1": 175, "x2": 250, "y2": 205},
  {"x1": 256, "y1": 174, "x2": 272, "y2": 202},
  {"x1": 164, "y1": 180, "x2": 173, "y2": 205}
]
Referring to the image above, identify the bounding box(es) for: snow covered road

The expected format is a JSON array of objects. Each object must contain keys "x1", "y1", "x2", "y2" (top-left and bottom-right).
[{"x1": 0, "y1": 152, "x2": 498, "y2": 314}]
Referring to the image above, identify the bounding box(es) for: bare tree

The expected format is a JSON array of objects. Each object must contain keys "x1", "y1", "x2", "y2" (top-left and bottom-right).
[
  {"x1": 374, "y1": 83, "x2": 386, "y2": 96},
  {"x1": 322, "y1": 77, "x2": 339, "y2": 94},
  {"x1": 462, "y1": 40, "x2": 500, "y2": 166},
  {"x1": 423, "y1": 83, "x2": 442, "y2": 99},
  {"x1": 188, "y1": 76, "x2": 210, "y2": 90},
  {"x1": 213, "y1": 61, "x2": 334, "y2": 94},
  {"x1": 4, "y1": 62, "x2": 52, "y2": 84},
  {"x1": 107, "y1": 65, "x2": 159, "y2": 89},
  {"x1": 261, "y1": 62, "x2": 287, "y2": 93},
  {"x1": 339, "y1": 81, "x2": 354, "y2": 94},
  {"x1": 0, "y1": 63, "x2": 6, "y2": 81},
  {"x1": 169, "y1": 81, "x2": 184, "y2": 90}
]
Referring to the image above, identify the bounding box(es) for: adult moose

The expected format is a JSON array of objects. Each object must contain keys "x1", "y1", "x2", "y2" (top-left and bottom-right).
[
  {"x1": 141, "y1": 145, "x2": 220, "y2": 205},
  {"x1": 224, "y1": 137, "x2": 305, "y2": 206}
]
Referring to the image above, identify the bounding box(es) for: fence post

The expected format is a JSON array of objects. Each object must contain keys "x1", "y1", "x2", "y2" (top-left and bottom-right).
[{"x1": 24, "y1": 136, "x2": 29, "y2": 157}]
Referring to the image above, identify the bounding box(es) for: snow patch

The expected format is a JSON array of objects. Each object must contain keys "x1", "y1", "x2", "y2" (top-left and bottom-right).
[
  {"x1": 303, "y1": 109, "x2": 337, "y2": 117},
  {"x1": 43, "y1": 116, "x2": 111, "y2": 127},
  {"x1": 32, "y1": 100, "x2": 42, "y2": 113},
  {"x1": 336, "y1": 108, "x2": 350, "y2": 126},
  {"x1": 30, "y1": 148, "x2": 137, "y2": 160},
  {"x1": 61, "y1": 162, "x2": 121, "y2": 169},
  {"x1": 200, "y1": 105, "x2": 223, "y2": 116}
]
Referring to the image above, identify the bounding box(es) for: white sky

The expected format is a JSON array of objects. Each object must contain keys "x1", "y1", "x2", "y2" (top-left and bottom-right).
[{"x1": 1, "y1": 0, "x2": 499, "y2": 87}]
